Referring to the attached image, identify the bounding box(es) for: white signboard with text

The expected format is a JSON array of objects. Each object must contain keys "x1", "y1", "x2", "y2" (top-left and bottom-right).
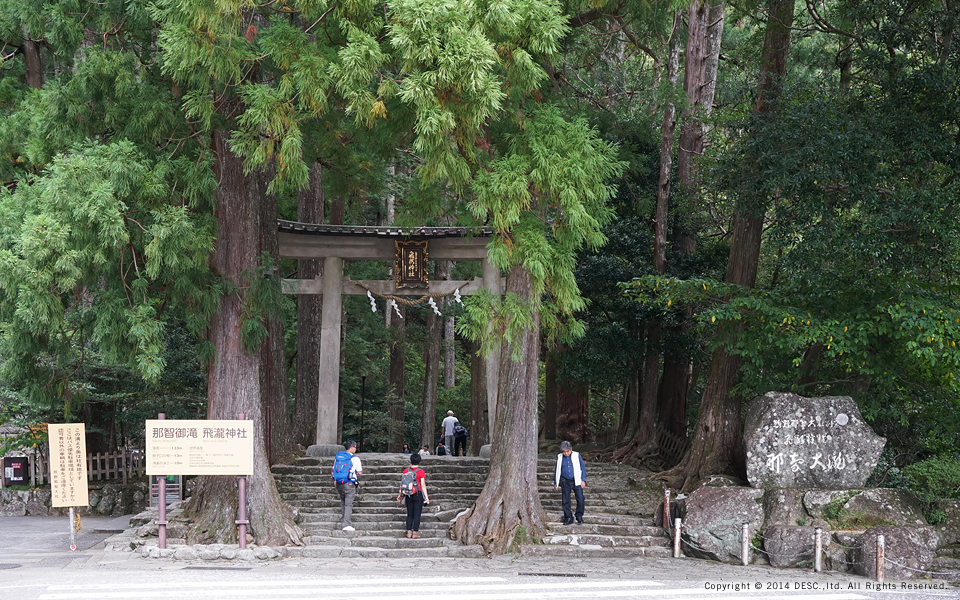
[
  {"x1": 146, "y1": 419, "x2": 254, "y2": 476},
  {"x1": 49, "y1": 423, "x2": 89, "y2": 508}
]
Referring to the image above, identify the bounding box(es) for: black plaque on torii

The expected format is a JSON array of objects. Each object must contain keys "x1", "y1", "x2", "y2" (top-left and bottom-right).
[{"x1": 395, "y1": 240, "x2": 429, "y2": 289}]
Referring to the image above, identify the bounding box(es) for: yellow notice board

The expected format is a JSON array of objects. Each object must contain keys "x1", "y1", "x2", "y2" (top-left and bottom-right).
[
  {"x1": 49, "y1": 423, "x2": 89, "y2": 508},
  {"x1": 146, "y1": 420, "x2": 254, "y2": 476}
]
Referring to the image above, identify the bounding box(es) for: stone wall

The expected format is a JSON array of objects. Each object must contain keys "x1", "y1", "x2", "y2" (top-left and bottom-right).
[
  {"x1": 680, "y1": 484, "x2": 960, "y2": 579},
  {"x1": 0, "y1": 480, "x2": 149, "y2": 517}
]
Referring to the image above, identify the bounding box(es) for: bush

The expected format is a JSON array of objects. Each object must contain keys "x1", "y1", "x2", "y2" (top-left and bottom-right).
[
  {"x1": 903, "y1": 456, "x2": 960, "y2": 500},
  {"x1": 903, "y1": 456, "x2": 960, "y2": 524}
]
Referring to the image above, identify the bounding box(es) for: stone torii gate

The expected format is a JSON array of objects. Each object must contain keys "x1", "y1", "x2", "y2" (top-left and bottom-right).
[{"x1": 277, "y1": 220, "x2": 503, "y2": 455}]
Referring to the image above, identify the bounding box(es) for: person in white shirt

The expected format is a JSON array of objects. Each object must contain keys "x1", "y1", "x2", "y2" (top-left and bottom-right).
[
  {"x1": 419, "y1": 445, "x2": 430, "y2": 457},
  {"x1": 440, "y1": 410, "x2": 458, "y2": 454},
  {"x1": 553, "y1": 440, "x2": 586, "y2": 525}
]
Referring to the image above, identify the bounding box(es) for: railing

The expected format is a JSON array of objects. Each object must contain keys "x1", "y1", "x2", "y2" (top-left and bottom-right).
[{"x1": 26, "y1": 448, "x2": 145, "y2": 486}]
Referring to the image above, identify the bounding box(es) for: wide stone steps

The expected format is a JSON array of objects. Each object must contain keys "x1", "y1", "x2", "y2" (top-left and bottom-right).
[{"x1": 273, "y1": 453, "x2": 670, "y2": 558}]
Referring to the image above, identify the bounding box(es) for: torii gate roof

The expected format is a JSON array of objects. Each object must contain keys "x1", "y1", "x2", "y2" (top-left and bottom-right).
[{"x1": 277, "y1": 220, "x2": 495, "y2": 261}]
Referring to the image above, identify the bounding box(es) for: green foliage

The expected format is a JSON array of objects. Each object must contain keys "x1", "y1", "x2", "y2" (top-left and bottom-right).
[{"x1": 904, "y1": 457, "x2": 960, "y2": 502}]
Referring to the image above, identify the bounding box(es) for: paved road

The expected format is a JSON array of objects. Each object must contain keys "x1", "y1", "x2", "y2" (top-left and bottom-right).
[{"x1": 1, "y1": 516, "x2": 957, "y2": 600}]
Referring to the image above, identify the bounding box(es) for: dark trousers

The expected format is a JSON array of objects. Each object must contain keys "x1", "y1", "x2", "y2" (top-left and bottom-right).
[
  {"x1": 559, "y1": 477, "x2": 584, "y2": 522},
  {"x1": 454, "y1": 436, "x2": 467, "y2": 456},
  {"x1": 405, "y1": 492, "x2": 424, "y2": 531}
]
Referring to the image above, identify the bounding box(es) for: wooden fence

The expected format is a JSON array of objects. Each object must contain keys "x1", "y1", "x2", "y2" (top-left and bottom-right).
[{"x1": 27, "y1": 448, "x2": 145, "y2": 487}]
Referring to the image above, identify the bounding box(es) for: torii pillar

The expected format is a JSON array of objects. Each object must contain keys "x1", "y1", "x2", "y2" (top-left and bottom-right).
[{"x1": 315, "y1": 256, "x2": 343, "y2": 452}]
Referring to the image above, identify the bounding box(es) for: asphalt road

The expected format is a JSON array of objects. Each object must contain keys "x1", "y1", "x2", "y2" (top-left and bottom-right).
[{"x1": 0, "y1": 516, "x2": 957, "y2": 600}]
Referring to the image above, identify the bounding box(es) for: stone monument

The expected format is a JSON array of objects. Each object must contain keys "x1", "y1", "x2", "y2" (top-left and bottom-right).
[{"x1": 743, "y1": 392, "x2": 885, "y2": 489}]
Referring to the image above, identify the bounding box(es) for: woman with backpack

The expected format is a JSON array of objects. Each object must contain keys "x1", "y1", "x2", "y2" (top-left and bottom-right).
[{"x1": 396, "y1": 453, "x2": 430, "y2": 538}]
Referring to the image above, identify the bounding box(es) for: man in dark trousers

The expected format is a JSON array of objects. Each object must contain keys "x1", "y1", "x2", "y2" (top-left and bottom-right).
[
  {"x1": 453, "y1": 421, "x2": 468, "y2": 456},
  {"x1": 553, "y1": 440, "x2": 586, "y2": 525}
]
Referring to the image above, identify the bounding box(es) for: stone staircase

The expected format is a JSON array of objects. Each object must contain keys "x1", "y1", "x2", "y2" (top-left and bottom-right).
[
  {"x1": 272, "y1": 453, "x2": 672, "y2": 558},
  {"x1": 932, "y1": 545, "x2": 960, "y2": 581}
]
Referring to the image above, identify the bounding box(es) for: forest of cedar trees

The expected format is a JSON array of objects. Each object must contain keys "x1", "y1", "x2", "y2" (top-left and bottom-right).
[{"x1": 2, "y1": 0, "x2": 960, "y2": 549}]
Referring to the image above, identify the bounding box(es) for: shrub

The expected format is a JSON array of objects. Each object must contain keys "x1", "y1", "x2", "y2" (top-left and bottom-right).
[
  {"x1": 903, "y1": 456, "x2": 960, "y2": 524},
  {"x1": 903, "y1": 456, "x2": 960, "y2": 501}
]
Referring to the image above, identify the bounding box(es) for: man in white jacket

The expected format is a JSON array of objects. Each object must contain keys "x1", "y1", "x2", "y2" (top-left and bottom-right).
[{"x1": 553, "y1": 440, "x2": 587, "y2": 525}]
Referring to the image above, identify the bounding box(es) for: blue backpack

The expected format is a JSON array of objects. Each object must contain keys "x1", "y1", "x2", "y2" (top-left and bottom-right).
[{"x1": 331, "y1": 451, "x2": 353, "y2": 483}]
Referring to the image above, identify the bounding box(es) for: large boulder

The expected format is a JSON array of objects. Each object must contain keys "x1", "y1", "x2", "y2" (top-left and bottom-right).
[
  {"x1": 763, "y1": 489, "x2": 811, "y2": 529},
  {"x1": 681, "y1": 486, "x2": 765, "y2": 564},
  {"x1": 803, "y1": 489, "x2": 927, "y2": 530},
  {"x1": 842, "y1": 489, "x2": 926, "y2": 527},
  {"x1": 937, "y1": 500, "x2": 960, "y2": 545},
  {"x1": 764, "y1": 525, "x2": 831, "y2": 568},
  {"x1": 744, "y1": 392, "x2": 885, "y2": 489},
  {"x1": 853, "y1": 526, "x2": 938, "y2": 580}
]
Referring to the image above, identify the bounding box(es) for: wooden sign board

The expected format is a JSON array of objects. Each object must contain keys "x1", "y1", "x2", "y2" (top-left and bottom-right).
[
  {"x1": 49, "y1": 423, "x2": 89, "y2": 508},
  {"x1": 395, "y1": 240, "x2": 428, "y2": 288},
  {"x1": 145, "y1": 419, "x2": 254, "y2": 476}
]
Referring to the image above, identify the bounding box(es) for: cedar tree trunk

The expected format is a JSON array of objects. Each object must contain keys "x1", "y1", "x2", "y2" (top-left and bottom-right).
[
  {"x1": 655, "y1": 0, "x2": 724, "y2": 450},
  {"x1": 453, "y1": 265, "x2": 546, "y2": 553},
  {"x1": 469, "y1": 338, "x2": 489, "y2": 454},
  {"x1": 556, "y1": 376, "x2": 590, "y2": 444},
  {"x1": 664, "y1": 0, "x2": 794, "y2": 492},
  {"x1": 542, "y1": 351, "x2": 559, "y2": 441},
  {"x1": 293, "y1": 162, "x2": 324, "y2": 448},
  {"x1": 259, "y1": 163, "x2": 292, "y2": 465},
  {"x1": 185, "y1": 129, "x2": 299, "y2": 546}
]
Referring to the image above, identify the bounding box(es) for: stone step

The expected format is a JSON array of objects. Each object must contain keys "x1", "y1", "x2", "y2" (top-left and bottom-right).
[
  {"x1": 302, "y1": 526, "x2": 452, "y2": 539},
  {"x1": 303, "y1": 534, "x2": 450, "y2": 548},
  {"x1": 285, "y1": 544, "x2": 486, "y2": 559},
  {"x1": 936, "y1": 545, "x2": 960, "y2": 559},
  {"x1": 517, "y1": 544, "x2": 673, "y2": 559},
  {"x1": 274, "y1": 452, "x2": 665, "y2": 560},
  {"x1": 542, "y1": 532, "x2": 671, "y2": 548},
  {"x1": 932, "y1": 555, "x2": 960, "y2": 569}
]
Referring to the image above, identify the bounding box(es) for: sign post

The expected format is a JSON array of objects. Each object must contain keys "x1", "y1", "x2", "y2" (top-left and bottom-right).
[
  {"x1": 146, "y1": 417, "x2": 255, "y2": 549},
  {"x1": 48, "y1": 423, "x2": 89, "y2": 551}
]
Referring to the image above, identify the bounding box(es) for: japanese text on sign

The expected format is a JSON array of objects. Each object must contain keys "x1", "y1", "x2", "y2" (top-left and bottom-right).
[
  {"x1": 49, "y1": 423, "x2": 89, "y2": 508},
  {"x1": 146, "y1": 419, "x2": 254, "y2": 476}
]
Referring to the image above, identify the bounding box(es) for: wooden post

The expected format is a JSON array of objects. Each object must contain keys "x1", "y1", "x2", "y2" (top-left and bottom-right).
[
  {"x1": 673, "y1": 518, "x2": 682, "y2": 558},
  {"x1": 741, "y1": 522, "x2": 749, "y2": 566},
  {"x1": 481, "y1": 256, "x2": 500, "y2": 440},
  {"x1": 814, "y1": 527, "x2": 822, "y2": 572},
  {"x1": 316, "y1": 256, "x2": 343, "y2": 446},
  {"x1": 663, "y1": 489, "x2": 671, "y2": 530},
  {"x1": 69, "y1": 507, "x2": 76, "y2": 551},
  {"x1": 157, "y1": 413, "x2": 167, "y2": 550},
  {"x1": 236, "y1": 412, "x2": 249, "y2": 549},
  {"x1": 876, "y1": 534, "x2": 884, "y2": 583}
]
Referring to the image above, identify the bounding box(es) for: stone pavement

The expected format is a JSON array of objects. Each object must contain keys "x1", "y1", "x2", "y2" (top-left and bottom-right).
[{"x1": 1, "y1": 513, "x2": 957, "y2": 594}]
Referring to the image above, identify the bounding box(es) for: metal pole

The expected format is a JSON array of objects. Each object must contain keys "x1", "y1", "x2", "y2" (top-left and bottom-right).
[
  {"x1": 876, "y1": 534, "x2": 884, "y2": 583},
  {"x1": 742, "y1": 522, "x2": 750, "y2": 566},
  {"x1": 157, "y1": 413, "x2": 166, "y2": 550},
  {"x1": 814, "y1": 527, "x2": 823, "y2": 573},
  {"x1": 673, "y1": 518, "x2": 682, "y2": 558},
  {"x1": 663, "y1": 489, "x2": 671, "y2": 530},
  {"x1": 237, "y1": 412, "x2": 249, "y2": 549},
  {"x1": 69, "y1": 507, "x2": 76, "y2": 551}
]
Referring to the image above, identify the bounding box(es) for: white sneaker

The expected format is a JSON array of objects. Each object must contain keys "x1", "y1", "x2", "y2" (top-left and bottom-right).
[{"x1": 342, "y1": 526, "x2": 355, "y2": 531}]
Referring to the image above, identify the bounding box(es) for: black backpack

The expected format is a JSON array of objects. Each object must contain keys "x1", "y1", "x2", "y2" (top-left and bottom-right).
[
  {"x1": 399, "y1": 467, "x2": 420, "y2": 496},
  {"x1": 454, "y1": 424, "x2": 467, "y2": 437}
]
